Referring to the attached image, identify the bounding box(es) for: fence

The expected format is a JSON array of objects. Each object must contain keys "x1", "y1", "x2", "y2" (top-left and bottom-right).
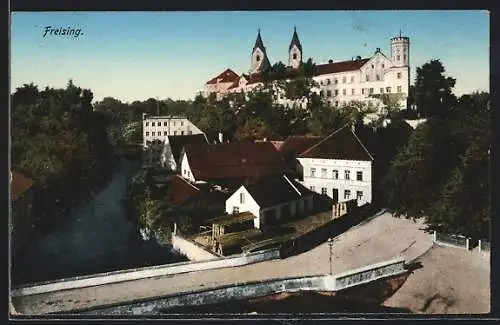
[{"x1": 433, "y1": 231, "x2": 470, "y2": 250}]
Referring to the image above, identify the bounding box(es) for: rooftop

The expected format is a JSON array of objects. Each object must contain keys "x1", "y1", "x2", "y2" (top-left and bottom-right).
[
  {"x1": 208, "y1": 211, "x2": 256, "y2": 227},
  {"x1": 11, "y1": 171, "x2": 33, "y2": 202}
]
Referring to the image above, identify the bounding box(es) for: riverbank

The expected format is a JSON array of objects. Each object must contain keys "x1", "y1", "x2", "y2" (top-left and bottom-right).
[{"x1": 11, "y1": 160, "x2": 187, "y2": 286}]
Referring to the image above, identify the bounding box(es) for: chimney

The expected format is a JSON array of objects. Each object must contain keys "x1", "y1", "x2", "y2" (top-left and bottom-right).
[
  {"x1": 218, "y1": 131, "x2": 223, "y2": 144},
  {"x1": 328, "y1": 59, "x2": 333, "y2": 64}
]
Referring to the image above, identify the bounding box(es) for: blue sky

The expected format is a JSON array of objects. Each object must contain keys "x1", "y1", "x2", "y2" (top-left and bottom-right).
[{"x1": 11, "y1": 11, "x2": 489, "y2": 103}]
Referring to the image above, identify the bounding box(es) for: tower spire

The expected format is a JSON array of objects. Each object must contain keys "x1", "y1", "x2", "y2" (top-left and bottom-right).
[{"x1": 399, "y1": 29, "x2": 402, "y2": 37}]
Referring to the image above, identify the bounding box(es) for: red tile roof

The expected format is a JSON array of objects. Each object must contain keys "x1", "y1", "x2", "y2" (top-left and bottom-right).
[
  {"x1": 299, "y1": 125, "x2": 374, "y2": 161},
  {"x1": 206, "y1": 68, "x2": 240, "y2": 85},
  {"x1": 164, "y1": 175, "x2": 200, "y2": 205},
  {"x1": 184, "y1": 142, "x2": 289, "y2": 182},
  {"x1": 279, "y1": 136, "x2": 324, "y2": 156},
  {"x1": 11, "y1": 171, "x2": 33, "y2": 202},
  {"x1": 314, "y1": 58, "x2": 370, "y2": 76}
]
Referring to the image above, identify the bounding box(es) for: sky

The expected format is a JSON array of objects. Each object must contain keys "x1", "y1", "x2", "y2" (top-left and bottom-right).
[{"x1": 11, "y1": 11, "x2": 489, "y2": 103}]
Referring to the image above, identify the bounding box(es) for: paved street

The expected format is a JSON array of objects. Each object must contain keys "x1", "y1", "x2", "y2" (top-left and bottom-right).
[{"x1": 12, "y1": 211, "x2": 434, "y2": 315}]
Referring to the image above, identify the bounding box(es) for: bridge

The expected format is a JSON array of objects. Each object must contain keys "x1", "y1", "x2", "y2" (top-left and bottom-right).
[{"x1": 10, "y1": 211, "x2": 433, "y2": 315}]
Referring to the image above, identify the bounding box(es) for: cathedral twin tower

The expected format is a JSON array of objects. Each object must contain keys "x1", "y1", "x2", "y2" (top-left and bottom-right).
[{"x1": 250, "y1": 27, "x2": 303, "y2": 75}]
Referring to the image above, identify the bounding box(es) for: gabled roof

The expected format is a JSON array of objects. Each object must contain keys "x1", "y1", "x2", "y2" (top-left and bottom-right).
[
  {"x1": 168, "y1": 134, "x2": 208, "y2": 165},
  {"x1": 244, "y1": 175, "x2": 313, "y2": 209},
  {"x1": 314, "y1": 58, "x2": 370, "y2": 76},
  {"x1": 206, "y1": 68, "x2": 240, "y2": 85},
  {"x1": 184, "y1": 141, "x2": 289, "y2": 182},
  {"x1": 299, "y1": 125, "x2": 374, "y2": 161},
  {"x1": 164, "y1": 175, "x2": 200, "y2": 206},
  {"x1": 11, "y1": 171, "x2": 33, "y2": 202},
  {"x1": 289, "y1": 27, "x2": 302, "y2": 52},
  {"x1": 279, "y1": 135, "x2": 324, "y2": 156}
]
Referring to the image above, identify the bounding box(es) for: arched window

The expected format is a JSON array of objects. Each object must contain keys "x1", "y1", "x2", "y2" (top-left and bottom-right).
[
  {"x1": 256, "y1": 55, "x2": 261, "y2": 62},
  {"x1": 293, "y1": 53, "x2": 297, "y2": 60}
]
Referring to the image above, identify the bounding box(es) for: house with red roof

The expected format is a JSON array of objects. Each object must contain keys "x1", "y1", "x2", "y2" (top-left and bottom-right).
[
  {"x1": 10, "y1": 170, "x2": 36, "y2": 257},
  {"x1": 294, "y1": 125, "x2": 374, "y2": 206},
  {"x1": 202, "y1": 28, "x2": 410, "y2": 110}
]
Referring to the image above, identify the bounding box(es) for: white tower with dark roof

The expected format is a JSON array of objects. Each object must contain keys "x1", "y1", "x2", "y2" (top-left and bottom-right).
[
  {"x1": 288, "y1": 26, "x2": 303, "y2": 69},
  {"x1": 251, "y1": 29, "x2": 271, "y2": 75}
]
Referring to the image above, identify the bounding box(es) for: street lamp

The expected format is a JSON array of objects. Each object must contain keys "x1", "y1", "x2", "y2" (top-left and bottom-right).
[{"x1": 327, "y1": 238, "x2": 334, "y2": 275}]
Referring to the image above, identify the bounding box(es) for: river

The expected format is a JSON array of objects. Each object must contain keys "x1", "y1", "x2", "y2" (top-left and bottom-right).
[{"x1": 11, "y1": 159, "x2": 187, "y2": 286}]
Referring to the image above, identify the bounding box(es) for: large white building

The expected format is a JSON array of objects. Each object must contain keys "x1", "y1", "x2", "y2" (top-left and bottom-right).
[
  {"x1": 280, "y1": 125, "x2": 374, "y2": 206},
  {"x1": 142, "y1": 114, "x2": 204, "y2": 147},
  {"x1": 203, "y1": 28, "x2": 410, "y2": 110}
]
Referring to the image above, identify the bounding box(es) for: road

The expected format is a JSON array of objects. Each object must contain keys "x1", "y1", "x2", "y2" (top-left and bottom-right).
[
  {"x1": 11, "y1": 160, "x2": 185, "y2": 285},
  {"x1": 12, "y1": 211, "x2": 434, "y2": 315}
]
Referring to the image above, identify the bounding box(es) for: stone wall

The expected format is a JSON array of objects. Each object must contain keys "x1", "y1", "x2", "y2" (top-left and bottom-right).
[{"x1": 171, "y1": 233, "x2": 220, "y2": 261}]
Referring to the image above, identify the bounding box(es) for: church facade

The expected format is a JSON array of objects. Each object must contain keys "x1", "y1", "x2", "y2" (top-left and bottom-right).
[{"x1": 203, "y1": 28, "x2": 410, "y2": 110}]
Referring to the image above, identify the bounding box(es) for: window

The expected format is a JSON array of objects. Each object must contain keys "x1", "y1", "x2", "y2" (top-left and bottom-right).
[
  {"x1": 326, "y1": 90, "x2": 332, "y2": 97},
  {"x1": 369, "y1": 88, "x2": 374, "y2": 94},
  {"x1": 397, "y1": 72, "x2": 402, "y2": 79},
  {"x1": 386, "y1": 87, "x2": 392, "y2": 93},
  {"x1": 351, "y1": 89, "x2": 355, "y2": 95},
  {"x1": 188, "y1": 131, "x2": 193, "y2": 135},
  {"x1": 397, "y1": 86, "x2": 402, "y2": 93},
  {"x1": 181, "y1": 121, "x2": 184, "y2": 126},
  {"x1": 366, "y1": 75, "x2": 370, "y2": 82},
  {"x1": 371, "y1": 64, "x2": 374, "y2": 69},
  {"x1": 152, "y1": 122, "x2": 155, "y2": 126},
  {"x1": 310, "y1": 186, "x2": 316, "y2": 192},
  {"x1": 321, "y1": 187, "x2": 327, "y2": 195},
  {"x1": 357, "y1": 191, "x2": 363, "y2": 201},
  {"x1": 334, "y1": 79, "x2": 338, "y2": 85},
  {"x1": 327, "y1": 101, "x2": 332, "y2": 106},
  {"x1": 293, "y1": 53, "x2": 297, "y2": 60},
  {"x1": 145, "y1": 122, "x2": 149, "y2": 126},
  {"x1": 332, "y1": 170, "x2": 339, "y2": 179},
  {"x1": 320, "y1": 80, "x2": 324, "y2": 86},
  {"x1": 361, "y1": 88, "x2": 365, "y2": 95},
  {"x1": 152, "y1": 132, "x2": 156, "y2": 136},
  {"x1": 403, "y1": 55, "x2": 407, "y2": 61},
  {"x1": 382, "y1": 64, "x2": 385, "y2": 68},
  {"x1": 342, "y1": 76, "x2": 346, "y2": 83},
  {"x1": 356, "y1": 171, "x2": 363, "y2": 181},
  {"x1": 240, "y1": 192, "x2": 245, "y2": 204},
  {"x1": 320, "y1": 90, "x2": 325, "y2": 97},
  {"x1": 174, "y1": 131, "x2": 177, "y2": 135},
  {"x1": 327, "y1": 79, "x2": 331, "y2": 85},
  {"x1": 321, "y1": 168, "x2": 327, "y2": 178},
  {"x1": 181, "y1": 131, "x2": 184, "y2": 135},
  {"x1": 342, "y1": 89, "x2": 346, "y2": 96},
  {"x1": 345, "y1": 170, "x2": 350, "y2": 180},
  {"x1": 256, "y1": 55, "x2": 260, "y2": 62},
  {"x1": 146, "y1": 132, "x2": 150, "y2": 136},
  {"x1": 380, "y1": 88, "x2": 384, "y2": 94},
  {"x1": 335, "y1": 101, "x2": 339, "y2": 107},
  {"x1": 233, "y1": 206, "x2": 240, "y2": 214},
  {"x1": 310, "y1": 167, "x2": 316, "y2": 177},
  {"x1": 335, "y1": 89, "x2": 339, "y2": 96},
  {"x1": 350, "y1": 76, "x2": 355, "y2": 82},
  {"x1": 397, "y1": 55, "x2": 400, "y2": 61},
  {"x1": 376, "y1": 74, "x2": 380, "y2": 81},
  {"x1": 344, "y1": 190, "x2": 351, "y2": 200},
  {"x1": 164, "y1": 131, "x2": 168, "y2": 136}
]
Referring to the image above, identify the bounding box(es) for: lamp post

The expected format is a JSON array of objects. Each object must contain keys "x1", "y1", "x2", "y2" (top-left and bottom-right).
[{"x1": 327, "y1": 238, "x2": 333, "y2": 275}]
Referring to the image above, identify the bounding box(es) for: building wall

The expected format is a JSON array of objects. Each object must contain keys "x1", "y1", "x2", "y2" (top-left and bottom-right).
[
  {"x1": 298, "y1": 158, "x2": 372, "y2": 206},
  {"x1": 172, "y1": 233, "x2": 220, "y2": 261},
  {"x1": 142, "y1": 116, "x2": 204, "y2": 147},
  {"x1": 160, "y1": 140, "x2": 177, "y2": 171},
  {"x1": 180, "y1": 152, "x2": 196, "y2": 183},
  {"x1": 225, "y1": 187, "x2": 261, "y2": 228}
]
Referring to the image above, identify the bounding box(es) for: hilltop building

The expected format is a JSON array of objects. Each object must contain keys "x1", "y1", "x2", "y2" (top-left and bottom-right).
[
  {"x1": 142, "y1": 114, "x2": 204, "y2": 148},
  {"x1": 203, "y1": 28, "x2": 410, "y2": 110}
]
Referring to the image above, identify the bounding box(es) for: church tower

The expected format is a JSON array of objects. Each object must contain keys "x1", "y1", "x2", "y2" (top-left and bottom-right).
[
  {"x1": 288, "y1": 26, "x2": 302, "y2": 69},
  {"x1": 251, "y1": 29, "x2": 271, "y2": 75},
  {"x1": 390, "y1": 31, "x2": 410, "y2": 67}
]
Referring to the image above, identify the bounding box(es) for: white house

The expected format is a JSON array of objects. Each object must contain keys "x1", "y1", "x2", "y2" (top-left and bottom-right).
[
  {"x1": 203, "y1": 28, "x2": 410, "y2": 110},
  {"x1": 296, "y1": 125, "x2": 374, "y2": 206},
  {"x1": 225, "y1": 175, "x2": 315, "y2": 229},
  {"x1": 142, "y1": 114, "x2": 204, "y2": 147}
]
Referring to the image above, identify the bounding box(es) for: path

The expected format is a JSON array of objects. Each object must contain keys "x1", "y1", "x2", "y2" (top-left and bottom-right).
[{"x1": 13, "y1": 212, "x2": 434, "y2": 315}]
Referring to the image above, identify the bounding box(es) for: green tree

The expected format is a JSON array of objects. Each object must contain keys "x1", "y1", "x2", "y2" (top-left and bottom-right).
[{"x1": 414, "y1": 59, "x2": 457, "y2": 118}]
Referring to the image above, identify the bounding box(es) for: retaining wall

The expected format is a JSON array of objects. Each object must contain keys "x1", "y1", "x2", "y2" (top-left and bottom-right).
[
  {"x1": 171, "y1": 233, "x2": 220, "y2": 261},
  {"x1": 11, "y1": 247, "x2": 280, "y2": 298},
  {"x1": 81, "y1": 257, "x2": 406, "y2": 315}
]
